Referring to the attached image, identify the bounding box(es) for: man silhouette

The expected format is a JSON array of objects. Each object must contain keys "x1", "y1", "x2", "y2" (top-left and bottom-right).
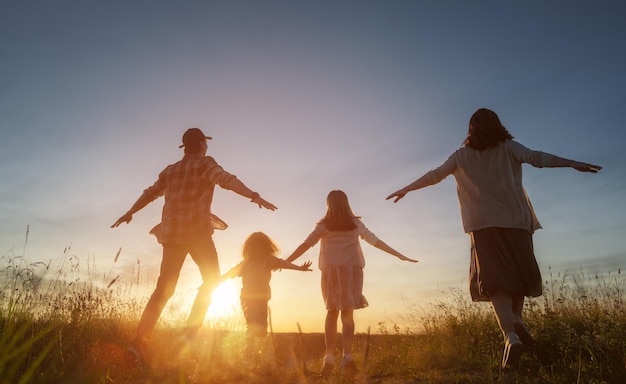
[{"x1": 111, "y1": 127, "x2": 277, "y2": 365}]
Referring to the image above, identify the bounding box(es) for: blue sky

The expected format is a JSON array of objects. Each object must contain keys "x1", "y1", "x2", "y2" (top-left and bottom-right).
[{"x1": 1, "y1": 1, "x2": 625, "y2": 332}]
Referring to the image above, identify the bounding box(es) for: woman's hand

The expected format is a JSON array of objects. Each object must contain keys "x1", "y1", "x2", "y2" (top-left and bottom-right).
[
  {"x1": 300, "y1": 261, "x2": 313, "y2": 271},
  {"x1": 573, "y1": 162, "x2": 602, "y2": 173},
  {"x1": 386, "y1": 188, "x2": 408, "y2": 203}
]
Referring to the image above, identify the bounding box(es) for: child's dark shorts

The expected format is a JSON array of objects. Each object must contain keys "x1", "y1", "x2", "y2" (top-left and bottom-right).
[{"x1": 241, "y1": 298, "x2": 268, "y2": 337}]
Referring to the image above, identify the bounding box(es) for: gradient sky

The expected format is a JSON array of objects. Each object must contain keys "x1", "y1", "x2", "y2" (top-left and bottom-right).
[{"x1": 2, "y1": 1, "x2": 625, "y2": 333}]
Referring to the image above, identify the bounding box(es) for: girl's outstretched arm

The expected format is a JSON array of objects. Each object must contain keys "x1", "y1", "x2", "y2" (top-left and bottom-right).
[
  {"x1": 285, "y1": 243, "x2": 311, "y2": 263},
  {"x1": 374, "y1": 240, "x2": 418, "y2": 263},
  {"x1": 278, "y1": 260, "x2": 313, "y2": 271},
  {"x1": 220, "y1": 261, "x2": 243, "y2": 282}
]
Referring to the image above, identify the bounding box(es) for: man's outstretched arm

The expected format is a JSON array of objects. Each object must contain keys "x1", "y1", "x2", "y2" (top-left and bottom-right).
[
  {"x1": 111, "y1": 193, "x2": 155, "y2": 228},
  {"x1": 226, "y1": 178, "x2": 277, "y2": 211}
]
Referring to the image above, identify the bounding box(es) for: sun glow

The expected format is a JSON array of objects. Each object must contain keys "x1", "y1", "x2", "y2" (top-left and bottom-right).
[{"x1": 207, "y1": 279, "x2": 241, "y2": 322}]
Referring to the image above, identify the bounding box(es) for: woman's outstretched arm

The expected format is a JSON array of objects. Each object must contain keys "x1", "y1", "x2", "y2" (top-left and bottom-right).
[
  {"x1": 386, "y1": 173, "x2": 433, "y2": 203},
  {"x1": 285, "y1": 243, "x2": 312, "y2": 263},
  {"x1": 373, "y1": 240, "x2": 418, "y2": 263},
  {"x1": 548, "y1": 156, "x2": 602, "y2": 173}
]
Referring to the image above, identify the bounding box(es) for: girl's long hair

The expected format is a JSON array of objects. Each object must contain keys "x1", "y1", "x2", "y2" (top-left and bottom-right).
[
  {"x1": 464, "y1": 108, "x2": 513, "y2": 150},
  {"x1": 318, "y1": 190, "x2": 359, "y2": 231},
  {"x1": 242, "y1": 232, "x2": 280, "y2": 260}
]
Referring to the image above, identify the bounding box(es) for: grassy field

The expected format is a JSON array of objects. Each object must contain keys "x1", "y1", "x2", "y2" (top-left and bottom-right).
[{"x1": 1, "y1": 249, "x2": 625, "y2": 384}]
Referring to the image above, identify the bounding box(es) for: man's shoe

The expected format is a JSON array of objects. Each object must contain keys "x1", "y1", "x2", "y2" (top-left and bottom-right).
[{"x1": 127, "y1": 338, "x2": 148, "y2": 369}]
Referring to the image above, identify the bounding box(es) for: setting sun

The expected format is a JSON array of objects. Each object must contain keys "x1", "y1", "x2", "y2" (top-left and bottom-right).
[{"x1": 207, "y1": 279, "x2": 241, "y2": 323}]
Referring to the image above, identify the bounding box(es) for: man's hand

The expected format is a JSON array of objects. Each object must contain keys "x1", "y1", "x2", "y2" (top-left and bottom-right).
[
  {"x1": 111, "y1": 213, "x2": 133, "y2": 228},
  {"x1": 252, "y1": 196, "x2": 278, "y2": 211}
]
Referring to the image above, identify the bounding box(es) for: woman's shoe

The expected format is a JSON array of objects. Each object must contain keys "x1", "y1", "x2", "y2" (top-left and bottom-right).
[
  {"x1": 501, "y1": 332, "x2": 524, "y2": 369},
  {"x1": 514, "y1": 321, "x2": 534, "y2": 350}
]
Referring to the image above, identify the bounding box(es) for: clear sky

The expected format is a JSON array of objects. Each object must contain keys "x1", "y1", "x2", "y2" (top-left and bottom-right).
[{"x1": 1, "y1": 1, "x2": 625, "y2": 333}]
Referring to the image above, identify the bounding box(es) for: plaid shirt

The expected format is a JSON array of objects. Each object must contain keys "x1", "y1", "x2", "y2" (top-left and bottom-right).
[{"x1": 140, "y1": 154, "x2": 236, "y2": 244}]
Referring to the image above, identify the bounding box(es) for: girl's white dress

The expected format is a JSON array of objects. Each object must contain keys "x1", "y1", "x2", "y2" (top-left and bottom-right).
[{"x1": 302, "y1": 218, "x2": 379, "y2": 310}]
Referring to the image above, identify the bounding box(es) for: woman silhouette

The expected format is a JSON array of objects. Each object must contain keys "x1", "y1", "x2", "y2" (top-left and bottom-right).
[{"x1": 387, "y1": 108, "x2": 601, "y2": 369}]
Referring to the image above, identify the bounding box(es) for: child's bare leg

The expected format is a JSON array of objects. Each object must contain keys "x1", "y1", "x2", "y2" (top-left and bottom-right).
[
  {"x1": 245, "y1": 331, "x2": 255, "y2": 364},
  {"x1": 340, "y1": 310, "x2": 355, "y2": 356},
  {"x1": 325, "y1": 310, "x2": 339, "y2": 357}
]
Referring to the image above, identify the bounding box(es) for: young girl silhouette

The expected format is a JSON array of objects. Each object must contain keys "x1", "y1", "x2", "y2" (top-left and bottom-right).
[
  {"x1": 221, "y1": 232, "x2": 312, "y2": 361},
  {"x1": 285, "y1": 190, "x2": 417, "y2": 375}
]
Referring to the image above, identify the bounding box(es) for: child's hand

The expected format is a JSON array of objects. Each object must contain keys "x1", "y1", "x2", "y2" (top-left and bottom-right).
[{"x1": 300, "y1": 261, "x2": 313, "y2": 271}]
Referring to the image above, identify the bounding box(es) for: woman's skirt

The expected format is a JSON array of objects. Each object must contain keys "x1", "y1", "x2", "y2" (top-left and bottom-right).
[
  {"x1": 469, "y1": 227, "x2": 542, "y2": 302},
  {"x1": 321, "y1": 266, "x2": 369, "y2": 311}
]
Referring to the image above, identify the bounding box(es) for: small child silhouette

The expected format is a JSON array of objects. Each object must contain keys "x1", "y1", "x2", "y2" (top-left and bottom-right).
[{"x1": 221, "y1": 232, "x2": 312, "y2": 362}]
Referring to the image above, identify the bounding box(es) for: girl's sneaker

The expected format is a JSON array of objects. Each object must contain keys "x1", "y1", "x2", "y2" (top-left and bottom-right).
[
  {"x1": 320, "y1": 355, "x2": 335, "y2": 376},
  {"x1": 341, "y1": 355, "x2": 357, "y2": 375}
]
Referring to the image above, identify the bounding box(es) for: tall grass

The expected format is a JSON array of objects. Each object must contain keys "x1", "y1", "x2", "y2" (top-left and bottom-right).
[
  {"x1": 1, "y1": 238, "x2": 625, "y2": 383},
  {"x1": 0, "y1": 253, "x2": 56, "y2": 384},
  {"x1": 388, "y1": 267, "x2": 626, "y2": 383}
]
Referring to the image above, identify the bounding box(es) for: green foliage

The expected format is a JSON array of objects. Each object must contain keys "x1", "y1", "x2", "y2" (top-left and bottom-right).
[
  {"x1": 0, "y1": 255, "x2": 57, "y2": 384},
  {"x1": 527, "y1": 268, "x2": 626, "y2": 382},
  {"x1": 1, "y1": 244, "x2": 625, "y2": 383}
]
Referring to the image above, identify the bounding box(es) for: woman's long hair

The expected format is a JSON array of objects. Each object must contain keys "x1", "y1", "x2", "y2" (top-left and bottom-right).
[
  {"x1": 319, "y1": 190, "x2": 359, "y2": 231},
  {"x1": 242, "y1": 232, "x2": 279, "y2": 260},
  {"x1": 464, "y1": 108, "x2": 513, "y2": 150}
]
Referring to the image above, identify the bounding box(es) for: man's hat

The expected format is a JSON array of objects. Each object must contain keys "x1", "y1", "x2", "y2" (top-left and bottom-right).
[{"x1": 179, "y1": 128, "x2": 212, "y2": 148}]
